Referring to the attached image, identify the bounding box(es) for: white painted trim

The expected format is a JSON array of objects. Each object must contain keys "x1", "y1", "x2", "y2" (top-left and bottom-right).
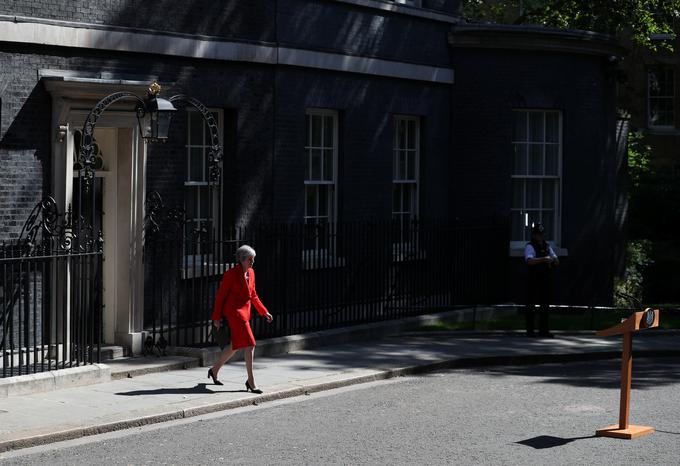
[
  {"x1": 278, "y1": 47, "x2": 453, "y2": 84},
  {"x1": 330, "y1": 0, "x2": 461, "y2": 24},
  {"x1": 0, "y1": 17, "x2": 454, "y2": 84}
]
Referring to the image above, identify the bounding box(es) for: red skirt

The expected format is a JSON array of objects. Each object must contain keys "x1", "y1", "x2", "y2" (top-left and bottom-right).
[{"x1": 227, "y1": 316, "x2": 256, "y2": 349}]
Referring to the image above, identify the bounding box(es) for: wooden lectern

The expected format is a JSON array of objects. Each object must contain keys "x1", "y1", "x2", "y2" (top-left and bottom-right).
[{"x1": 595, "y1": 308, "x2": 659, "y2": 440}]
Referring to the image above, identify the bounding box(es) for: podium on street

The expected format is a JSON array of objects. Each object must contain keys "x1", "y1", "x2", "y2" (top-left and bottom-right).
[{"x1": 595, "y1": 308, "x2": 660, "y2": 440}]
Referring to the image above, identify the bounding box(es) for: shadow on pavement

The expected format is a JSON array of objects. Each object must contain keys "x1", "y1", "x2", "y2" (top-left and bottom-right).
[
  {"x1": 516, "y1": 435, "x2": 595, "y2": 449},
  {"x1": 466, "y1": 358, "x2": 680, "y2": 390},
  {"x1": 115, "y1": 383, "x2": 247, "y2": 396}
]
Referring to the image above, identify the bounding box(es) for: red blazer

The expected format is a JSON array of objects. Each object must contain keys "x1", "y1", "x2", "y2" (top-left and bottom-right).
[{"x1": 212, "y1": 264, "x2": 268, "y2": 322}]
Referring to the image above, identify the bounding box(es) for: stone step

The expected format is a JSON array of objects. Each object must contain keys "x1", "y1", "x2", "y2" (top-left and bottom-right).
[
  {"x1": 105, "y1": 355, "x2": 200, "y2": 380},
  {"x1": 100, "y1": 346, "x2": 128, "y2": 362}
]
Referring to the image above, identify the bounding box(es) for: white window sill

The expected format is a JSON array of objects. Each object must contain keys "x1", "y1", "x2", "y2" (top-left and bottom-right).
[
  {"x1": 301, "y1": 253, "x2": 346, "y2": 270},
  {"x1": 644, "y1": 127, "x2": 680, "y2": 135},
  {"x1": 509, "y1": 246, "x2": 568, "y2": 257},
  {"x1": 181, "y1": 258, "x2": 235, "y2": 279},
  {"x1": 392, "y1": 244, "x2": 426, "y2": 262}
]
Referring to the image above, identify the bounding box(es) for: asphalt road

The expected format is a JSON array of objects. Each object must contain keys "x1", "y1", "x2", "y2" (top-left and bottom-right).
[{"x1": 3, "y1": 358, "x2": 679, "y2": 465}]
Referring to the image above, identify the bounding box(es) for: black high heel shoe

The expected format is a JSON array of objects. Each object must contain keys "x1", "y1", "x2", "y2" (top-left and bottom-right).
[
  {"x1": 245, "y1": 380, "x2": 263, "y2": 394},
  {"x1": 208, "y1": 368, "x2": 223, "y2": 386}
]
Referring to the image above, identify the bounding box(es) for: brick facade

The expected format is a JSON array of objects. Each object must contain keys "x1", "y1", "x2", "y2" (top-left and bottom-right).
[{"x1": 0, "y1": 1, "x2": 622, "y2": 304}]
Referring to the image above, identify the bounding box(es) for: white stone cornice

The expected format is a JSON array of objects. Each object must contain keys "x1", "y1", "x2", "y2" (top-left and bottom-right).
[{"x1": 0, "y1": 16, "x2": 454, "y2": 84}]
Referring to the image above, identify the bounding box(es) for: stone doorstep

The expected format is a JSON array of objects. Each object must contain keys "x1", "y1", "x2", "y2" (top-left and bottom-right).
[{"x1": 107, "y1": 356, "x2": 200, "y2": 380}]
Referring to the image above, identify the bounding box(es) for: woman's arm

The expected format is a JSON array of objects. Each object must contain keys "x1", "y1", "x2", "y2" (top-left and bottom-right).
[{"x1": 249, "y1": 270, "x2": 273, "y2": 322}]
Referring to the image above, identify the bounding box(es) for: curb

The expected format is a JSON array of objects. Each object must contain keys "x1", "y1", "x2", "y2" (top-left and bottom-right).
[
  {"x1": 168, "y1": 306, "x2": 517, "y2": 366},
  {"x1": 2, "y1": 347, "x2": 679, "y2": 453}
]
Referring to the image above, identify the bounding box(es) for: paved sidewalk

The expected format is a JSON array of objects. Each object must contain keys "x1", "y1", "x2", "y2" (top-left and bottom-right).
[{"x1": 1, "y1": 331, "x2": 679, "y2": 453}]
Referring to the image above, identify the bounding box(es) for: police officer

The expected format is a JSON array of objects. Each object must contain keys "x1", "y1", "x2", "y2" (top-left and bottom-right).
[{"x1": 524, "y1": 222, "x2": 559, "y2": 337}]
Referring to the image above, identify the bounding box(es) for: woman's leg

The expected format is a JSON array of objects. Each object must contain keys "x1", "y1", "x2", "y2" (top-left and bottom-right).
[
  {"x1": 212, "y1": 344, "x2": 237, "y2": 376},
  {"x1": 244, "y1": 346, "x2": 256, "y2": 387}
]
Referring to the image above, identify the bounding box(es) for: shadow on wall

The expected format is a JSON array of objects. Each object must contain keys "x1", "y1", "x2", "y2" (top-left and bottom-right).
[{"x1": 0, "y1": 81, "x2": 51, "y2": 238}]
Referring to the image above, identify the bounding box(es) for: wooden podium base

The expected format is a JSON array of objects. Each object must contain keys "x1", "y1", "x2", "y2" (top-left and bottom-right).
[{"x1": 596, "y1": 425, "x2": 655, "y2": 439}]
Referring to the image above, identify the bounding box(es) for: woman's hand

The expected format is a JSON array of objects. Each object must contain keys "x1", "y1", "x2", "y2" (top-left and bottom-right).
[
  {"x1": 213, "y1": 319, "x2": 221, "y2": 329},
  {"x1": 264, "y1": 312, "x2": 273, "y2": 324}
]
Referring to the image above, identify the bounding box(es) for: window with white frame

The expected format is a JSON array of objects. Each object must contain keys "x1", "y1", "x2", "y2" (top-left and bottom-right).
[
  {"x1": 511, "y1": 110, "x2": 562, "y2": 246},
  {"x1": 185, "y1": 108, "x2": 223, "y2": 244},
  {"x1": 393, "y1": 116, "x2": 420, "y2": 245},
  {"x1": 304, "y1": 109, "x2": 338, "y2": 253},
  {"x1": 648, "y1": 66, "x2": 675, "y2": 128}
]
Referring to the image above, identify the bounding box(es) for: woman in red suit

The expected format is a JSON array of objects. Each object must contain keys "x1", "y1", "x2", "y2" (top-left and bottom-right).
[{"x1": 208, "y1": 245, "x2": 273, "y2": 393}]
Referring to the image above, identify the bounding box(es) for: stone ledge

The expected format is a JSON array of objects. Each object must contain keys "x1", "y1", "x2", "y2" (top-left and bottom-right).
[{"x1": 0, "y1": 364, "x2": 111, "y2": 398}]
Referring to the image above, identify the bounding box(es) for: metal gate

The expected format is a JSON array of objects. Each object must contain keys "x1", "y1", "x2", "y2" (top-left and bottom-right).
[{"x1": 1, "y1": 197, "x2": 103, "y2": 377}]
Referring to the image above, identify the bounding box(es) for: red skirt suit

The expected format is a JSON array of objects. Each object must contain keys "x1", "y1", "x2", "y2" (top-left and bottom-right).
[{"x1": 211, "y1": 264, "x2": 268, "y2": 349}]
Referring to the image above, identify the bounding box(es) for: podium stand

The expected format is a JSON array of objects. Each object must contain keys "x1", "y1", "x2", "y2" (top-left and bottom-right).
[{"x1": 595, "y1": 308, "x2": 659, "y2": 440}]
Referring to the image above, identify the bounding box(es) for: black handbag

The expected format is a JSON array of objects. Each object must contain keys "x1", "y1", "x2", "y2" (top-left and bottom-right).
[{"x1": 210, "y1": 322, "x2": 230, "y2": 350}]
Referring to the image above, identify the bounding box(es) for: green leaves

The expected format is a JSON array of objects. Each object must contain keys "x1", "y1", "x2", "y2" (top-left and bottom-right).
[{"x1": 464, "y1": 0, "x2": 680, "y2": 51}]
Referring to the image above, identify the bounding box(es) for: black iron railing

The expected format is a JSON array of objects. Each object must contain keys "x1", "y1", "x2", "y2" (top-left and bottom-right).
[
  {"x1": 1, "y1": 199, "x2": 102, "y2": 378},
  {"x1": 144, "y1": 217, "x2": 508, "y2": 347}
]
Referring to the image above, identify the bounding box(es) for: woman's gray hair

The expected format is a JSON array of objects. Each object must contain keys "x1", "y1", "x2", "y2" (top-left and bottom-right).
[{"x1": 235, "y1": 244, "x2": 256, "y2": 262}]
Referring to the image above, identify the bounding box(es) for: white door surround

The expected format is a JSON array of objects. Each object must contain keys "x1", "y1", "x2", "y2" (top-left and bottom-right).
[{"x1": 44, "y1": 76, "x2": 150, "y2": 354}]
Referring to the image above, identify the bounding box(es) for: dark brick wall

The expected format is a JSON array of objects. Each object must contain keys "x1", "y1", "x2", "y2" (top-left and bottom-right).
[
  {"x1": 450, "y1": 48, "x2": 619, "y2": 304},
  {"x1": 0, "y1": 0, "x2": 275, "y2": 43},
  {"x1": 273, "y1": 68, "x2": 451, "y2": 222},
  {"x1": 278, "y1": 0, "x2": 453, "y2": 66},
  {"x1": 0, "y1": 47, "x2": 52, "y2": 239}
]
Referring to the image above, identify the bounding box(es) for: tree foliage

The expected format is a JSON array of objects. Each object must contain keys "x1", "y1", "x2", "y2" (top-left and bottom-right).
[{"x1": 464, "y1": 0, "x2": 680, "y2": 50}]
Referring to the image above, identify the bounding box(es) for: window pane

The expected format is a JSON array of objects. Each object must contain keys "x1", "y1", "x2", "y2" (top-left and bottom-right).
[
  {"x1": 311, "y1": 115, "x2": 322, "y2": 147},
  {"x1": 542, "y1": 211, "x2": 554, "y2": 240},
  {"x1": 311, "y1": 149, "x2": 322, "y2": 180},
  {"x1": 407, "y1": 120, "x2": 416, "y2": 150},
  {"x1": 529, "y1": 144, "x2": 543, "y2": 175},
  {"x1": 323, "y1": 116, "x2": 334, "y2": 147},
  {"x1": 186, "y1": 187, "x2": 198, "y2": 219},
  {"x1": 650, "y1": 98, "x2": 674, "y2": 126},
  {"x1": 189, "y1": 147, "x2": 203, "y2": 182},
  {"x1": 546, "y1": 113, "x2": 559, "y2": 143},
  {"x1": 512, "y1": 180, "x2": 524, "y2": 208},
  {"x1": 513, "y1": 144, "x2": 527, "y2": 175},
  {"x1": 199, "y1": 186, "x2": 209, "y2": 219},
  {"x1": 545, "y1": 145, "x2": 559, "y2": 175},
  {"x1": 323, "y1": 149, "x2": 333, "y2": 181},
  {"x1": 407, "y1": 150, "x2": 416, "y2": 179},
  {"x1": 513, "y1": 112, "x2": 527, "y2": 142},
  {"x1": 393, "y1": 185, "x2": 402, "y2": 213},
  {"x1": 189, "y1": 111, "x2": 203, "y2": 144},
  {"x1": 305, "y1": 114, "x2": 311, "y2": 144},
  {"x1": 397, "y1": 119, "x2": 406, "y2": 150},
  {"x1": 526, "y1": 180, "x2": 540, "y2": 208},
  {"x1": 393, "y1": 150, "x2": 404, "y2": 180},
  {"x1": 393, "y1": 150, "x2": 398, "y2": 179},
  {"x1": 528, "y1": 112, "x2": 544, "y2": 142},
  {"x1": 305, "y1": 185, "x2": 317, "y2": 217},
  {"x1": 403, "y1": 185, "x2": 412, "y2": 214},
  {"x1": 542, "y1": 180, "x2": 556, "y2": 208},
  {"x1": 318, "y1": 185, "x2": 328, "y2": 217},
  {"x1": 305, "y1": 149, "x2": 311, "y2": 180}
]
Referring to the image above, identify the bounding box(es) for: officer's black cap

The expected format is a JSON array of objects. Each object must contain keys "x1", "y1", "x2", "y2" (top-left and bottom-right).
[{"x1": 531, "y1": 222, "x2": 545, "y2": 235}]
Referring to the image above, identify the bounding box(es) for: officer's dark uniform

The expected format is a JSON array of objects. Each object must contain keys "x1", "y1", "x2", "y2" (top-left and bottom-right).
[{"x1": 525, "y1": 227, "x2": 555, "y2": 336}]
